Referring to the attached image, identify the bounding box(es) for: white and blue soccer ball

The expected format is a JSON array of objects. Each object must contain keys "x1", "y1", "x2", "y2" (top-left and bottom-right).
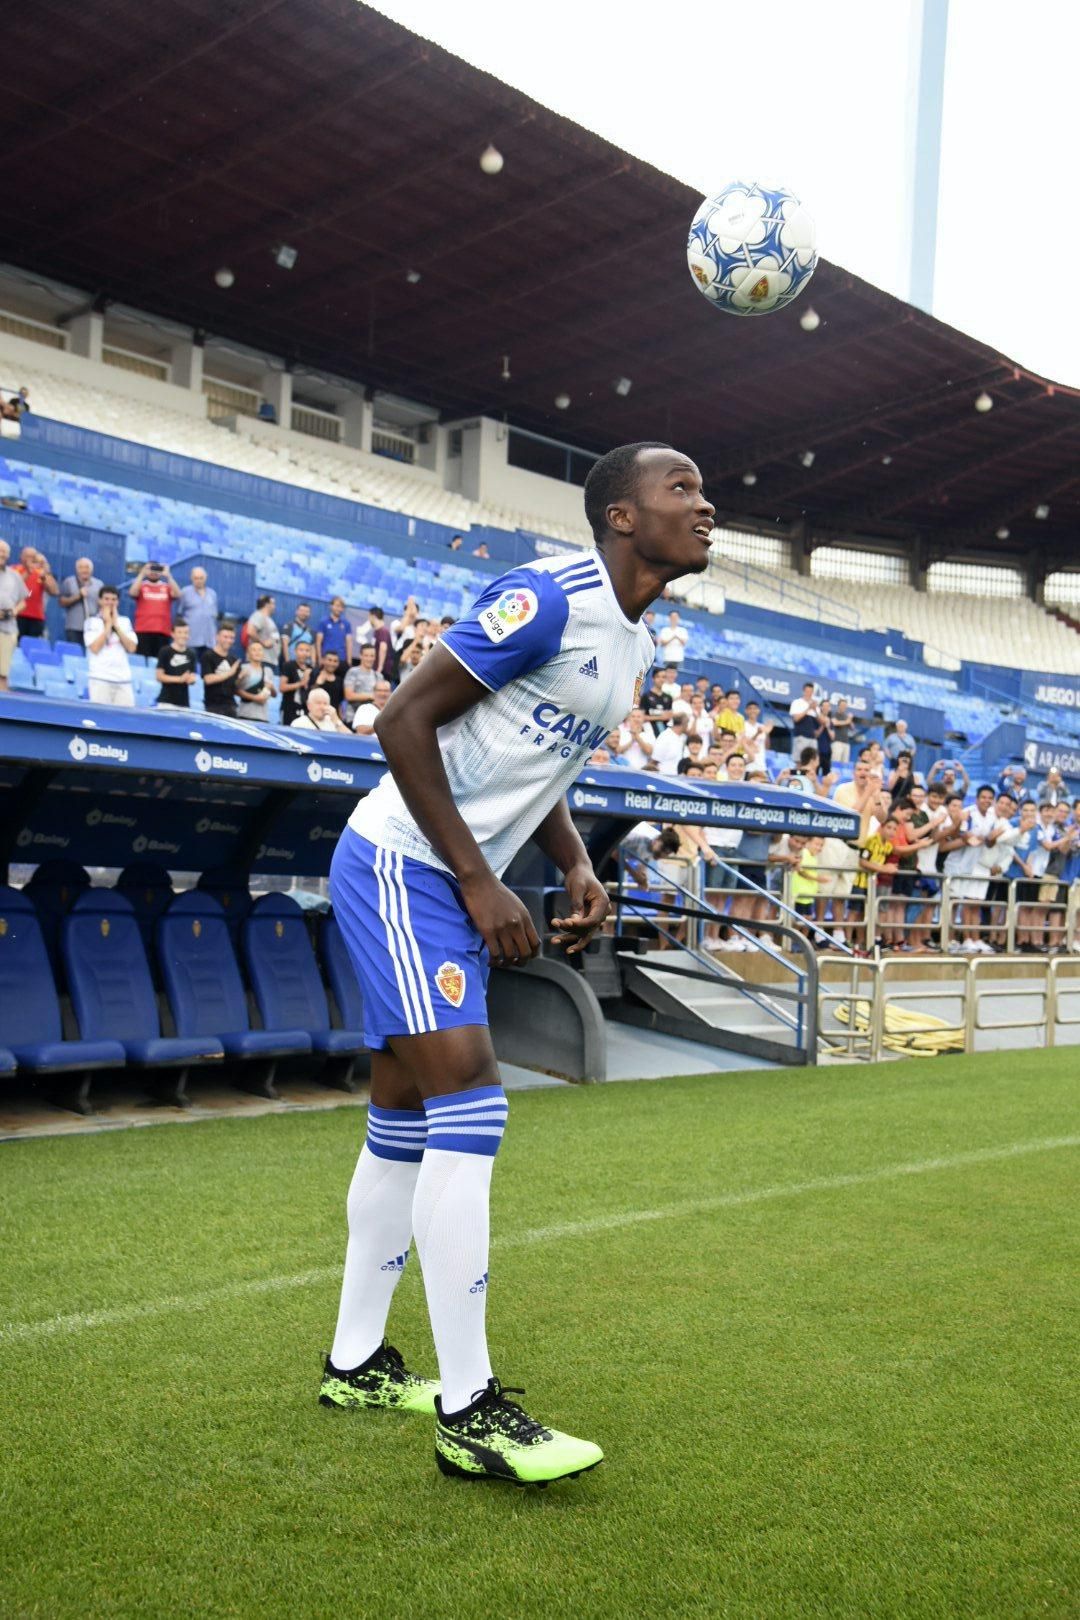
[{"x1": 687, "y1": 181, "x2": 817, "y2": 316}]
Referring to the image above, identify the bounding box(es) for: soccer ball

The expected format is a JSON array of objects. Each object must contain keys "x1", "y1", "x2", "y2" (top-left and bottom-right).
[{"x1": 687, "y1": 181, "x2": 817, "y2": 316}]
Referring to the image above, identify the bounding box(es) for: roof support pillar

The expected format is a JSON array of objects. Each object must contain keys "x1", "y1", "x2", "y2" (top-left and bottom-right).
[
  {"x1": 909, "y1": 537, "x2": 928, "y2": 592},
  {"x1": 67, "y1": 310, "x2": 103, "y2": 363},
  {"x1": 341, "y1": 393, "x2": 373, "y2": 454},
  {"x1": 792, "y1": 521, "x2": 812, "y2": 577},
  {"x1": 171, "y1": 333, "x2": 204, "y2": 393}
]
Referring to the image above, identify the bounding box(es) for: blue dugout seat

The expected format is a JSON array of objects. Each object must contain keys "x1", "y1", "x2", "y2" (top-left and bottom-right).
[
  {"x1": 116, "y1": 862, "x2": 176, "y2": 954},
  {"x1": 196, "y1": 868, "x2": 253, "y2": 945},
  {"x1": 317, "y1": 914, "x2": 365, "y2": 1031},
  {"x1": 242, "y1": 893, "x2": 365, "y2": 1088},
  {"x1": 0, "y1": 886, "x2": 125, "y2": 1113},
  {"x1": 63, "y1": 889, "x2": 223, "y2": 1106},
  {"x1": 157, "y1": 892, "x2": 311, "y2": 1098},
  {"x1": 24, "y1": 859, "x2": 92, "y2": 971}
]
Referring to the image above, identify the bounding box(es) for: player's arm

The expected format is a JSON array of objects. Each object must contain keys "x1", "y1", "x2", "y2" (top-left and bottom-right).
[
  {"x1": 531, "y1": 798, "x2": 610, "y2": 955},
  {"x1": 373, "y1": 645, "x2": 541, "y2": 965}
]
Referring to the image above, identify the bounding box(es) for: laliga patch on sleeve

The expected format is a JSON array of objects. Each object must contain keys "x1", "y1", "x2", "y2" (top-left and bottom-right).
[{"x1": 480, "y1": 586, "x2": 539, "y2": 643}]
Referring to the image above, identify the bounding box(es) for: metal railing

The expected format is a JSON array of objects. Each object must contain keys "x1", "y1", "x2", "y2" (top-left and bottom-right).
[
  {"x1": 614, "y1": 852, "x2": 821, "y2": 1053},
  {"x1": 291, "y1": 403, "x2": 342, "y2": 442}
]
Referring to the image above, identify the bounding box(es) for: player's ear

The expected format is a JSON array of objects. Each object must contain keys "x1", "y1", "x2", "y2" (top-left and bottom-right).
[{"x1": 605, "y1": 499, "x2": 634, "y2": 536}]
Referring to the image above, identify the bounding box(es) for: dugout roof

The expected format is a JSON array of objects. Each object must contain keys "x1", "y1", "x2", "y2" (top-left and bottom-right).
[{"x1": 3, "y1": 0, "x2": 1080, "y2": 568}]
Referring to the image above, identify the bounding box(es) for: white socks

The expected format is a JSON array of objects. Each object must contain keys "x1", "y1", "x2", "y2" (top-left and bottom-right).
[
  {"x1": 329, "y1": 1088, "x2": 509, "y2": 1413},
  {"x1": 412, "y1": 1086, "x2": 509, "y2": 1414},
  {"x1": 329, "y1": 1108, "x2": 427, "y2": 1371}
]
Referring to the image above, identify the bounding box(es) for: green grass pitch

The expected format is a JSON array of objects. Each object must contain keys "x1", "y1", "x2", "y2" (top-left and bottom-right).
[{"x1": 1, "y1": 1052, "x2": 1077, "y2": 1619}]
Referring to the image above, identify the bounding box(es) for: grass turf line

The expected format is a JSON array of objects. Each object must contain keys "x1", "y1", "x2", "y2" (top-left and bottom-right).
[{"x1": 0, "y1": 1050, "x2": 1077, "y2": 1619}]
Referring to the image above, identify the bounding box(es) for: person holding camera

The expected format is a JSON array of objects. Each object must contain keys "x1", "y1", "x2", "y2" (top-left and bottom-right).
[
  {"x1": 128, "y1": 560, "x2": 179, "y2": 659},
  {"x1": 83, "y1": 585, "x2": 137, "y2": 706},
  {"x1": 14, "y1": 546, "x2": 57, "y2": 639},
  {"x1": 0, "y1": 539, "x2": 29, "y2": 691}
]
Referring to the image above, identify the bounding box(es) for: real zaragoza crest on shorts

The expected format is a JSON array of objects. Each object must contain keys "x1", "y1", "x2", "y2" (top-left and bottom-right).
[{"x1": 435, "y1": 961, "x2": 466, "y2": 1006}]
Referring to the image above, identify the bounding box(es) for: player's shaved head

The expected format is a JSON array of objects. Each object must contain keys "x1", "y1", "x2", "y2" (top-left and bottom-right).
[{"x1": 583, "y1": 441, "x2": 672, "y2": 542}]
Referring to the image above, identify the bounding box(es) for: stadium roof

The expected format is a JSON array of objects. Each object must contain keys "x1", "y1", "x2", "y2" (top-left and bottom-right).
[{"x1": 3, "y1": 0, "x2": 1080, "y2": 569}]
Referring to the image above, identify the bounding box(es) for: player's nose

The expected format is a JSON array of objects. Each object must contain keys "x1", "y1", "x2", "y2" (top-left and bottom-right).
[{"x1": 696, "y1": 494, "x2": 715, "y2": 521}]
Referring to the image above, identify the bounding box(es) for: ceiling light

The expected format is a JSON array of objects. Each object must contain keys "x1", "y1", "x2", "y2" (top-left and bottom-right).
[
  {"x1": 500, "y1": 354, "x2": 511, "y2": 382},
  {"x1": 214, "y1": 267, "x2": 235, "y2": 289},
  {"x1": 742, "y1": 471, "x2": 757, "y2": 487},
  {"x1": 1034, "y1": 503, "x2": 1050, "y2": 520},
  {"x1": 405, "y1": 269, "x2": 422, "y2": 284},
  {"x1": 974, "y1": 391, "x2": 994, "y2": 413},
  {"x1": 479, "y1": 144, "x2": 504, "y2": 175},
  {"x1": 799, "y1": 450, "x2": 815, "y2": 468},
  {"x1": 995, "y1": 526, "x2": 1010, "y2": 540},
  {"x1": 554, "y1": 392, "x2": 571, "y2": 410},
  {"x1": 272, "y1": 243, "x2": 299, "y2": 270},
  {"x1": 613, "y1": 377, "x2": 632, "y2": 397},
  {"x1": 799, "y1": 306, "x2": 821, "y2": 332}
]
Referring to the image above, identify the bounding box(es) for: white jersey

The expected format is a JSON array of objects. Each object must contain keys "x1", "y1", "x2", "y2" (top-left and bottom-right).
[{"x1": 348, "y1": 554, "x2": 654, "y2": 877}]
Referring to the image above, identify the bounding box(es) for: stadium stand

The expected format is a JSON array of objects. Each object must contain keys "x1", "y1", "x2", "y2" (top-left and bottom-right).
[{"x1": 4, "y1": 356, "x2": 1080, "y2": 674}]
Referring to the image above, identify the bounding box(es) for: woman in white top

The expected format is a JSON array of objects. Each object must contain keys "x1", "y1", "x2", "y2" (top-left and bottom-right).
[{"x1": 83, "y1": 585, "x2": 137, "y2": 706}]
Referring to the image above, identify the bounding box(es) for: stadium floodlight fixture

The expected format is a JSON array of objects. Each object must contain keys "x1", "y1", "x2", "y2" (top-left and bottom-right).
[
  {"x1": 1034, "y1": 503, "x2": 1050, "y2": 519},
  {"x1": 554, "y1": 392, "x2": 571, "y2": 410},
  {"x1": 480, "y1": 144, "x2": 504, "y2": 175},
  {"x1": 214, "y1": 267, "x2": 235, "y2": 289},
  {"x1": 405, "y1": 269, "x2": 422, "y2": 284},
  {"x1": 974, "y1": 391, "x2": 994, "y2": 413},
  {"x1": 880, "y1": 455, "x2": 893, "y2": 466},
  {"x1": 996, "y1": 526, "x2": 1010, "y2": 540},
  {"x1": 613, "y1": 377, "x2": 632, "y2": 397},
  {"x1": 500, "y1": 354, "x2": 511, "y2": 381},
  {"x1": 742, "y1": 470, "x2": 758, "y2": 486},
  {"x1": 272, "y1": 243, "x2": 299, "y2": 270},
  {"x1": 799, "y1": 449, "x2": 815, "y2": 468},
  {"x1": 799, "y1": 306, "x2": 821, "y2": 332}
]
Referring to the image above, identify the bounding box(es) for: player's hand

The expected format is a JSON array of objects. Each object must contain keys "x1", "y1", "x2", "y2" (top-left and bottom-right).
[
  {"x1": 550, "y1": 863, "x2": 609, "y2": 955},
  {"x1": 460, "y1": 872, "x2": 540, "y2": 966}
]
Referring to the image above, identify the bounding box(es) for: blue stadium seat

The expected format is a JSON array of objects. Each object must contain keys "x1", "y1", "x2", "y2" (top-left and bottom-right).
[
  {"x1": 63, "y1": 889, "x2": 223, "y2": 1105},
  {"x1": 317, "y1": 914, "x2": 365, "y2": 1030},
  {"x1": 0, "y1": 886, "x2": 125, "y2": 1113},
  {"x1": 116, "y1": 862, "x2": 176, "y2": 954},
  {"x1": 196, "y1": 869, "x2": 253, "y2": 945},
  {"x1": 25, "y1": 859, "x2": 92, "y2": 970},
  {"x1": 157, "y1": 891, "x2": 311, "y2": 1098},
  {"x1": 242, "y1": 893, "x2": 364, "y2": 1088}
]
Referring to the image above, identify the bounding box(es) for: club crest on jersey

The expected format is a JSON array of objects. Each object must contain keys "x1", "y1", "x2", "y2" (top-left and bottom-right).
[
  {"x1": 480, "y1": 587, "x2": 538, "y2": 643},
  {"x1": 435, "y1": 961, "x2": 466, "y2": 1007}
]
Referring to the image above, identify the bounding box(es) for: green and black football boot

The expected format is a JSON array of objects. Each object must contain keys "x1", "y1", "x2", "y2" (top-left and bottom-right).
[
  {"x1": 319, "y1": 1341, "x2": 439, "y2": 1414},
  {"x1": 434, "y1": 1378, "x2": 603, "y2": 1485}
]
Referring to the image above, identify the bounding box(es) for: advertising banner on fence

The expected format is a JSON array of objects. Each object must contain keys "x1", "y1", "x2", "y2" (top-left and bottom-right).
[
  {"x1": 1020, "y1": 671, "x2": 1080, "y2": 711},
  {"x1": 731, "y1": 660, "x2": 875, "y2": 717},
  {"x1": 1024, "y1": 739, "x2": 1080, "y2": 777}
]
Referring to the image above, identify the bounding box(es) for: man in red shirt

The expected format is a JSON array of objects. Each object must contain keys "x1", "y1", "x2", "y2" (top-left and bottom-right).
[
  {"x1": 14, "y1": 547, "x2": 58, "y2": 639},
  {"x1": 128, "y1": 560, "x2": 180, "y2": 658}
]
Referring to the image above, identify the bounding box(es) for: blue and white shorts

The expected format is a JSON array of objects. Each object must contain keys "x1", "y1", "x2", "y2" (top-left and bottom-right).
[{"x1": 329, "y1": 827, "x2": 490, "y2": 1050}]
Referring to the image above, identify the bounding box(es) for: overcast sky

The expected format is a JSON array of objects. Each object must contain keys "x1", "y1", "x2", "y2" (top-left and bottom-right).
[{"x1": 370, "y1": 0, "x2": 1080, "y2": 388}]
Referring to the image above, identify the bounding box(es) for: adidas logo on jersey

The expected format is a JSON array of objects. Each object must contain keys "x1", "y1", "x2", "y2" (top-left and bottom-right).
[{"x1": 579, "y1": 655, "x2": 599, "y2": 678}]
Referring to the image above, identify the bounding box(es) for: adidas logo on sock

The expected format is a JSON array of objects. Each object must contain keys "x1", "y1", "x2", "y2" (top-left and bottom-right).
[
  {"x1": 469, "y1": 1272, "x2": 488, "y2": 1294},
  {"x1": 579, "y1": 655, "x2": 599, "y2": 678},
  {"x1": 380, "y1": 1251, "x2": 409, "y2": 1272}
]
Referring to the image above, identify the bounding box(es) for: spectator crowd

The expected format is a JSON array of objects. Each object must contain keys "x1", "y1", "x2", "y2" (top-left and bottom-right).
[
  {"x1": 597, "y1": 667, "x2": 1079, "y2": 959},
  {"x1": 2, "y1": 541, "x2": 1077, "y2": 955},
  {"x1": 0, "y1": 549, "x2": 452, "y2": 730}
]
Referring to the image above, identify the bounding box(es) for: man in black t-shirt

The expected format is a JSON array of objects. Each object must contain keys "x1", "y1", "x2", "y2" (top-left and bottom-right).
[
  {"x1": 640, "y1": 667, "x2": 674, "y2": 729},
  {"x1": 155, "y1": 621, "x2": 198, "y2": 708},
  {"x1": 279, "y1": 638, "x2": 315, "y2": 727},
  {"x1": 312, "y1": 649, "x2": 345, "y2": 717},
  {"x1": 200, "y1": 622, "x2": 240, "y2": 715}
]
